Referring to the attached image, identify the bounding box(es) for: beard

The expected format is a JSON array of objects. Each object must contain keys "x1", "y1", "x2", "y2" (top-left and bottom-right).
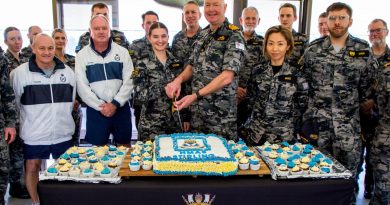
[
  {"x1": 370, "y1": 38, "x2": 385, "y2": 47},
  {"x1": 243, "y1": 26, "x2": 255, "y2": 33},
  {"x1": 329, "y1": 26, "x2": 349, "y2": 38}
]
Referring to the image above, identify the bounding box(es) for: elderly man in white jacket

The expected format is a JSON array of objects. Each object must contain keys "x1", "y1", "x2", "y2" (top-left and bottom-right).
[{"x1": 76, "y1": 14, "x2": 134, "y2": 146}]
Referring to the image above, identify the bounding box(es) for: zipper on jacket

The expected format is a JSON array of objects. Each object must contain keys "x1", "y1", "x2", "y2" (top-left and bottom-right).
[{"x1": 49, "y1": 76, "x2": 55, "y2": 139}]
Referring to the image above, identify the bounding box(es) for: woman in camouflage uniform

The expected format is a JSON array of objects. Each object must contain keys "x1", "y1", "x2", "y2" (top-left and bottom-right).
[{"x1": 239, "y1": 25, "x2": 308, "y2": 145}]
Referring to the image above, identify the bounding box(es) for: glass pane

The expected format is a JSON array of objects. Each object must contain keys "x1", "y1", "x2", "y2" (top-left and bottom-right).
[
  {"x1": 247, "y1": 0, "x2": 300, "y2": 36},
  {"x1": 0, "y1": 0, "x2": 53, "y2": 51},
  {"x1": 309, "y1": 0, "x2": 390, "y2": 43}
]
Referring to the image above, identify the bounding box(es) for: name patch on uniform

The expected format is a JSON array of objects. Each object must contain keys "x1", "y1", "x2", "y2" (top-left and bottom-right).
[
  {"x1": 169, "y1": 62, "x2": 183, "y2": 69},
  {"x1": 214, "y1": 35, "x2": 227, "y2": 41},
  {"x1": 294, "y1": 41, "x2": 303, "y2": 45},
  {"x1": 384, "y1": 62, "x2": 390, "y2": 68},
  {"x1": 131, "y1": 68, "x2": 140, "y2": 77},
  {"x1": 278, "y1": 75, "x2": 295, "y2": 83},
  {"x1": 235, "y1": 42, "x2": 245, "y2": 50},
  {"x1": 348, "y1": 50, "x2": 369, "y2": 57}
]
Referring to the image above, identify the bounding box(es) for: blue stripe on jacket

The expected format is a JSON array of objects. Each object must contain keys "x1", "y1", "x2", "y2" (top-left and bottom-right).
[
  {"x1": 21, "y1": 84, "x2": 73, "y2": 105},
  {"x1": 85, "y1": 62, "x2": 123, "y2": 83}
]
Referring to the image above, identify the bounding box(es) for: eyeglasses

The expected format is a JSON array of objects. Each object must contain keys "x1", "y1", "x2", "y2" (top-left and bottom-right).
[
  {"x1": 368, "y1": 28, "x2": 387, "y2": 35},
  {"x1": 328, "y1": 15, "x2": 349, "y2": 22}
]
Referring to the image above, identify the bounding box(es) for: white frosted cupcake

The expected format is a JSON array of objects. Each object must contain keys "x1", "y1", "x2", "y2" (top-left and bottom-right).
[
  {"x1": 69, "y1": 167, "x2": 81, "y2": 177},
  {"x1": 277, "y1": 164, "x2": 289, "y2": 177},
  {"x1": 142, "y1": 160, "x2": 153, "y2": 170},
  {"x1": 300, "y1": 163, "x2": 310, "y2": 175},
  {"x1": 309, "y1": 166, "x2": 320, "y2": 175},
  {"x1": 238, "y1": 157, "x2": 249, "y2": 170},
  {"x1": 59, "y1": 166, "x2": 69, "y2": 176},
  {"x1": 79, "y1": 161, "x2": 90, "y2": 170},
  {"x1": 290, "y1": 165, "x2": 302, "y2": 175},
  {"x1": 129, "y1": 159, "x2": 141, "y2": 171}
]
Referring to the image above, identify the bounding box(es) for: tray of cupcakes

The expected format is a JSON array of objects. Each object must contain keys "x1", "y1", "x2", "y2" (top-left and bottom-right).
[
  {"x1": 39, "y1": 145, "x2": 129, "y2": 183},
  {"x1": 255, "y1": 142, "x2": 352, "y2": 180}
]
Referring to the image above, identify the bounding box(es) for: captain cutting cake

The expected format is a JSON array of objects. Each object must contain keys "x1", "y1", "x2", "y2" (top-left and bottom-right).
[{"x1": 153, "y1": 133, "x2": 238, "y2": 176}]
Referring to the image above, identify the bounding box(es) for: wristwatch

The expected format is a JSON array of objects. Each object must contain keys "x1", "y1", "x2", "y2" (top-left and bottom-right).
[{"x1": 195, "y1": 90, "x2": 203, "y2": 100}]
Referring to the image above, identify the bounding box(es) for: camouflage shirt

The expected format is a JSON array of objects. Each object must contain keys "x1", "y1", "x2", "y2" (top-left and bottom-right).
[
  {"x1": 288, "y1": 29, "x2": 309, "y2": 67},
  {"x1": 75, "y1": 30, "x2": 130, "y2": 53},
  {"x1": 21, "y1": 46, "x2": 33, "y2": 59},
  {"x1": 241, "y1": 61, "x2": 308, "y2": 144},
  {"x1": 132, "y1": 51, "x2": 184, "y2": 139},
  {"x1": 171, "y1": 27, "x2": 202, "y2": 64},
  {"x1": 4, "y1": 50, "x2": 29, "y2": 74},
  {"x1": 301, "y1": 35, "x2": 378, "y2": 150},
  {"x1": 239, "y1": 32, "x2": 264, "y2": 88},
  {"x1": 0, "y1": 54, "x2": 17, "y2": 129},
  {"x1": 188, "y1": 18, "x2": 245, "y2": 140},
  {"x1": 63, "y1": 54, "x2": 76, "y2": 70}
]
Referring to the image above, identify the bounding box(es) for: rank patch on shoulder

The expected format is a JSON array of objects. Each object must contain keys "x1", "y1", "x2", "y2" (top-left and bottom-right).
[
  {"x1": 228, "y1": 24, "x2": 239, "y2": 31},
  {"x1": 131, "y1": 68, "x2": 140, "y2": 77},
  {"x1": 348, "y1": 50, "x2": 369, "y2": 57},
  {"x1": 384, "y1": 62, "x2": 390, "y2": 68},
  {"x1": 214, "y1": 35, "x2": 227, "y2": 41}
]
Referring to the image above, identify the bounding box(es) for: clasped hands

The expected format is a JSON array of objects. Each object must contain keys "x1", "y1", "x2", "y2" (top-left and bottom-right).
[
  {"x1": 165, "y1": 80, "x2": 196, "y2": 111},
  {"x1": 99, "y1": 102, "x2": 117, "y2": 117}
]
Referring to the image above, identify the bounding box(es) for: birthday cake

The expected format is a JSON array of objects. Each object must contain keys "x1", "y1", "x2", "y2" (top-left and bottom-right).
[{"x1": 153, "y1": 133, "x2": 238, "y2": 176}]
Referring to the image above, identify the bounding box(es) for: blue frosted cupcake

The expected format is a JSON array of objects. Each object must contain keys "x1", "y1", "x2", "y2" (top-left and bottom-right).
[
  {"x1": 46, "y1": 167, "x2": 58, "y2": 176},
  {"x1": 129, "y1": 160, "x2": 140, "y2": 171},
  {"x1": 245, "y1": 150, "x2": 254, "y2": 157},
  {"x1": 82, "y1": 168, "x2": 94, "y2": 177},
  {"x1": 249, "y1": 157, "x2": 260, "y2": 170},
  {"x1": 100, "y1": 167, "x2": 112, "y2": 177}
]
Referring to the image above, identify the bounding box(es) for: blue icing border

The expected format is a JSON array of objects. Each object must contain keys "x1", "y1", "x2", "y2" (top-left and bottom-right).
[
  {"x1": 155, "y1": 133, "x2": 236, "y2": 163},
  {"x1": 153, "y1": 168, "x2": 238, "y2": 177}
]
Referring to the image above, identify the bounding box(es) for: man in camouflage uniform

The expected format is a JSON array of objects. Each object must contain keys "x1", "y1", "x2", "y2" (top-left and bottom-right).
[
  {"x1": 278, "y1": 3, "x2": 308, "y2": 67},
  {"x1": 318, "y1": 12, "x2": 329, "y2": 38},
  {"x1": 75, "y1": 3, "x2": 129, "y2": 53},
  {"x1": 165, "y1": 0, "x2": 245, "y2": 141},
  {"x1": 237, "y1": 6, "x2": 264, "y2": 127},
  {"x1": 300, "y1": 3, "x2": 378, "y2": 200},
  {"x1": 21, "y1": 26, "x2": 42, "y2": 59},
  {"x1": 128, "y1": 10, "x2": 159, "y2": 130},
  {"x1": 3, "y1": 27, "x2": 30, "y2": 199},
  {"x1": 368, "y1": 19, "x2": 390, "y2": 205},
  {"x1": 0, "y1": 53, "x2": 17, "y2": 205}
]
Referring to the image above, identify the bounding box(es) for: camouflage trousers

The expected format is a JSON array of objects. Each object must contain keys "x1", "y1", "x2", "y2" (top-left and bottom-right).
[
  {"x1": 0, "y1": 128, "x2": 10, "y2": 204},
  {"x1": 72, "y1": 108, "x2": 83, "y2": 145},
  {"x1": 190, "y1": 102, "x2": 238, "y2": 141},
  {"x1": 8, "y1": 133, "x2": 23, "y2": 184},
  {"x1": 370, "y1": 133, "x2": 390, "y2": 205},
  {"x1": 138, "y1": 100, "x2": 181, "y2": 141}
]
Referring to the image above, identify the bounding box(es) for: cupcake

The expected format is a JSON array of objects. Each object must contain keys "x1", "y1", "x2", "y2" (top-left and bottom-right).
[
  {"x1": 290, "y1": 165, "x2": 302, "y2": 175},
  {"x1": 82, "y1": 168, "x2": 94, "y2": 178},
  {"x1": 322, "y1": 158, "x2": 333, "y2": 166},
  {"x1": 245, "y1": 150, "x2": 254, "y2": 157},
  {"x1": 144, "y1": 146, "x2": 152, "y2": 152},
  {"x1": 235, "y1": 152, "x2": 244, "y2": 159},
  {"x1": 249, "y1": 157, "x2": 260, "y2": 170},
  {"x1": 274, "y1": 157, "x2": 287, "y2": 166},
  {"x1": 275, "y1": 148, "x2": 284, "y2": 154},
  {"x1": 46, "y1": 167, "x2": 58, "y2": 176},
  {"x1": 309, "y1": 166, "x2": 320, "y2": 175},
  {"x1": 305, "y1": 144, "x2": 314, "y2": 150},
  {"x1": 270, "y1": 144, "x2": 279, "y2": 150},
  {"x1": 116, "y1": 151, "x2": 125, "y2": 158},
  {"x1": 238, "y1": 157, "x2": 249, "y2": 170},
  {"x1": 277, "y1": 164, "x2": 289, "y2": 177},
  {"x1": 78, "y1": 148, "x2": 86, "y2": 157},
  {"x1": 268, "y1": 151, "x2": 278, "y2": 159},
  {"x1": 291, "y1": 145, "x2": 301, "y2": 154},
  {"x1": 133, "y1": 156, "x2": 141, "y2": 161},
  {"x1": 280, "y1": 141, "x2": 290, "y2": 148},
  {"x1": 145, "y1": 140, "x2": 153, "y2": 146},
  {"x1": 93, "y1": 163, "x2": 105, "y2": 176},
  {"x1": 108, "y1": 152, "x2": 117, "y2": 159},
  {"x1": 108, "y1": 145, "x2": 117, "y2": 152},
  {"x1": 142, "y1": 152, "x2": 152, "y2": 159},
  {"x1": 59, "y1": 166, "x2": 69, "y2": 176},
  {"x1": 293, "y1": 159, "x2": 301, "y2": 165},
  {"x1": 63, "y1": 162, "x2": 73, "y2": 169},
  {"x1": 88, "y1": 156, "x2": 98, "y2": 164},
  {"x1": 70, "y1": 152, "x2": 79, "y2": 159},
  {"x1": 118, "y1": 145, "x2": 127, "y2": 152},
  {"x1": 129, "y1": 159, "x2": 141, "y2": 171},
  {"x1": 262, "y1": 147, "x2": 272, "y2": 156},
  {"x1": 280, "y1": 152, "x2": 289, "y2": 160},
  {"x1": 300, "y1": 156, "x2": 310, "y2": 164},
  {"x1": 314, "y1": 153, "x2": 324, "y2": 159},
  {"x1": 78, "y1": 156, "x2": 87, "y2": 162},
  {"x1": 227, "y1": 140, "x2": 236, "y2": 146},
  {"x1": 300, "y1": 163, "x2": 310, "y2": 175},
  {"x1": 60, "y1": 153, "x2": 70, "y2": 160},
  {"x1": 95, "y1": 151, "x2": 105, "y2": 158},
  {"x1": 100, "y1": 167, "x2": 112, "y2": 178},
  {"x1": 79, "y1": 161, "x2": 90, "y2": 170},
  {"x1": 241, "y1": 146, "x2": 249, "y2": 151},
  {"x1": 100, "y1": 156, "x2": 110, "y2": 165},
  {"x1": 108, "y1": 160, "x2": 118, "y2": 170},
  {"x1": 70, "y1": 158, "x2": 79, "y2": 166},
  {"x1": 58, "y1": 158, "x2": 68, "y2": 165},
  {"x1": 320, "y1": 167, "x2": 332, "y2": 174},
  {"x1": 282, "y1": 146, "x2": 291, "y2": 152},
  {"x1": 69, "y1": 167, "x2": 81, "y2": 177},
  {"x1": 287, "y1": 161, "x2": 296, "y2": 169},
  {"x1": 142, "y1": 160, "x2": 153, "y2": 170}
]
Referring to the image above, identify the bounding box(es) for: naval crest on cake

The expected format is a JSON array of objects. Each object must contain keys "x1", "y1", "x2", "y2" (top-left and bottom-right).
[{"x1": 153, "y1": 133, "x2": 238, "y2": 176}]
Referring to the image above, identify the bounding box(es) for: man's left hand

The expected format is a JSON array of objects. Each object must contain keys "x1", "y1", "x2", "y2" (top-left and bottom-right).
[
  {"x1": 100, "y1": 103, "x2": 117, "y2": 117},
  {"x1": 174, "y1": 94, "x2": 197, "y2": 111},
  {"x1": 360, "y1": 99, "x2": 375, "y2": 116}
]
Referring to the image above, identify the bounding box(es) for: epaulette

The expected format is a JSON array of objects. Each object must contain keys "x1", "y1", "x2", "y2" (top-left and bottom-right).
[
  {"x1": 256, "y1": 34, "x2": 264, "y2": 40},
  {"x1": 132, "y1": 38, "x2": 144, "y2": 44},
  {"x1": 228, "y1": 24, "x2": 240, "y2": 31},
  {"x1": 308, "y1": 36, "x2": 326, "y2": 47}
]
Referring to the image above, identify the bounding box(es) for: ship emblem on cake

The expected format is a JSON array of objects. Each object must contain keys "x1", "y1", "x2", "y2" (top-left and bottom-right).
[
  {"x1": 182, "y1": 193, "x2": 215, "y2": 205},
  {"x1": 180, "y1": 139, "x2": 205, "y2": 149}
]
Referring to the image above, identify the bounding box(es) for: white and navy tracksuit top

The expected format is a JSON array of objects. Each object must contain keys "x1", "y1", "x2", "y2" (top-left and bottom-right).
[
  {"x1": 75, "y1": 39, "x2": 133, "y2": 111},
  {"x1": 11, "y1": 56, "x2": 76, "y2": 145}
]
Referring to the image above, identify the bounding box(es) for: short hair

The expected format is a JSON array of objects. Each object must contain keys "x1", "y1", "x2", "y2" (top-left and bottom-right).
[
  {"x1": 263, "y1": 25, "x2": 294, "y2": 59},
  {"x1": 370, "y1": 19, "x2": 388, "y2": 29},
  {"x1": 91, "y1": 3, "x2": 108, "y2": 13},
  {"x1": 279, "y1": 3, "x2": 297, "y2": 17},
  {"x1": 28, "y1": 26, "x2": 41, "y2": 34},
  {"x1": 142, "y1": 11, "x2": 159, "y2": 22},
  {"x1": 319, "y1": 12, "x2": 327, "y2": 19},
  {"x1": 4, "y1": 26, "x2": 20, "y2": 40},
  {"x1": 148, "y1": 22, "x2": 168, "y2": 36},
  {"x1": 31, "y1": 33, "x2": 54, "y2": 48},
  {"x1": 242, "y1": 6, "x2": 259, "y2": 17},
  {"x1": 326, "y1": 2, "x2": 353, "y2": 18},
  {"x1": 90, "y1": 14, "x2": 110, "y2": 28},
  {"x1": 51, "y1": 28, "x2": 67, "y2": 39},
  {"x1": 183, "y1": 0, "x2": 200, "y2": 8}
]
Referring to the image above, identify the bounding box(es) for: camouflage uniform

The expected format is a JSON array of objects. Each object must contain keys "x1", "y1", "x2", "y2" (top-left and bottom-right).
[
  {"x1": 239, "y1": 61, "x2": 308, "y2": 145},
  {"x1": 131, "y1": 51, "x2": 183, "y2": 140},
  {"x1": 61, "y1": 54, "x2": 82, "y2": 145},
  {"x1": 188, "y1": 18, "x2": 245, "y2": 141},
  {"x1": 0, "y1": 46, "x2": 3, "y2": 55},
  {"x1": 237, "y1": 32, "x2": 264, "y2": 127},
  {"x1": 4, "y1": 50, "x2": 28, "y2": 187},
  {"x1": 288, "y1": 29, "x2": 309, "y2": 67},
  {"x1": 171, "y1": 28, "x2": 202, "y2": 122},
  {"x1": 20, "y1": 46, "x2": 33, "y2": 59},
  {"x1": 300, "y1": 35, "x2": 378, "y2": 179},
  {"x1": 75, "y1": 30, "x2": 130, "y2": 53},
  {"x1": 129, "y1": 37, "x2": 153, "y2": 129},
  {"x1": 0, "y1": 54, "x2": 17, "y2": 204},
  {"x1": 370, "y1": 46, "x2": 390, "y2": 205}
]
